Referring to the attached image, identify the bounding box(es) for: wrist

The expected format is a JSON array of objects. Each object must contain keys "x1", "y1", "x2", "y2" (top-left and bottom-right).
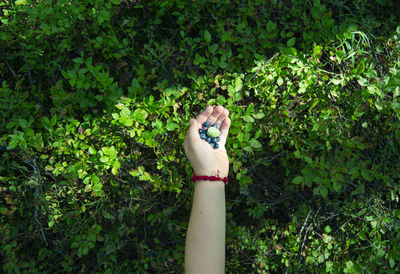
[
  {"x1": 192, "y1": 171, "x2": 228, "y2": 184},
  {"x1": 193, "y1": 169, "x2": 228, "y2": 178}
]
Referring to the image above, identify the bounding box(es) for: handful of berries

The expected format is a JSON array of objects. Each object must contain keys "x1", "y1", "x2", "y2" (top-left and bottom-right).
[{"x1": 198, "y1": 121, "x2": 221, "y2": 149}]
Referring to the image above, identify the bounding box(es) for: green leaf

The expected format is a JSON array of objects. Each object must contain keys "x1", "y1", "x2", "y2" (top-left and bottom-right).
[
  {"x1": 15, "y1": 0, "x2": 28, "y2": 5},
  {"x1": 324, "y1": 225, "x2": 332, "y2": 233},
  {"x1": 50, "y1": 115, "x2": 57, "y2": 126},
  {"x1": 0, "y1": 208, "x2": 8, "y2": 215},
  {"x1": 88, "y1": 146, "x2": 96, "y2": 155},
  {"x1": 250, "y1": 139, "x2": 262, "y2": 149},
  {"x1": 389, "y1": 258, "x2": 395, "y2": 268},
  {"x1": 377, "y1": 249, "x2": 385, "y2": 257},
  {"x1": 132, "y1": 108, "x2": 147, "y2": 123},
  {"x1": 19, "y1": 119, "x2": 27, "y2": 129},
  {"x1": 304, "y1": 156, "x2": 313, "y2": 164},
  {"x1": 166, "y1": 121, "x2": 178, "y2": 131},
  {"x1": 82, "y1": 247, "x2": 89, "y2": 255},
  {"x1": 104, "y1": 213, "x2": 115, "y2": 220},
  {"x1": 209, "y1": 44, "x2": 218, "y2": 54},
  {"x1": 252, "y1": 112, "x2": 265, "y2": 119},
  {"x1": 100, "y1": 156, "x2": 109, "y2": 163},
  {"x1": 7, "y1": 141, "x2": 17, "y2": 150},
  {"x1": 292, "y1": 176, "x2": 304, "y2": 184},
  {"x1": 92, "y1": 176, "x2": 100, "y2": 184},
  {"x1": 121, "y1": 107, "x2": 131, "y2": 117},
  {"x1": 333, "y1": 181, "x2": 341, "y2": 192},
  {"x1": 112, "y1": 161, "x2": 121, "y2": 175},
  {"x1": 313, "y1": 45, "x2": 323, "y2": 55},
  {"x1": 125, "y1": 118, "x2": 134, "y2": 127},
  {"x1": 204, "y1": 30, "x2": 211, "y2": 43},
  {"x1": 361, "y1": 169, "x2": 372, "y2": 182},
  {"x1": 266, "y1": 20, "x2": 276, "y2": 32},
  {"x1": 287, "y1": 37, "x2": 296, "y2": 47},
  {"x1": 233, "y1": 92, "x2": 242, "y2": 102},
  {"x1": 391, "y1": 102, "x2": 400, "y2": 110},
  {"x1": 243, "y1": 115, "x2": 254, "y2": 123},
  {"x1": 320, "y1": 185, "x2": 328, "y2": 197},
  {"x1": 234, "y1": 76, "x2": 243, "y2": 92}
]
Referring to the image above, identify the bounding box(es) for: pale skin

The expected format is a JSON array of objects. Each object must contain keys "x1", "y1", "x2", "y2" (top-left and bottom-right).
[{"x1": 184, "y1": 105, "x2": 231, "y2": 274}]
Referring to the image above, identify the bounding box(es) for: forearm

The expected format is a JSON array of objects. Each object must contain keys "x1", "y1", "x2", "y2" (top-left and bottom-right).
[{"x1": 184, "y1": 180, "x2": 226, "y2": 274}]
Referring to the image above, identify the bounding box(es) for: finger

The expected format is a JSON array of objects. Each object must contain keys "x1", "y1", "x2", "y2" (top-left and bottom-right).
[
  {"x1": 187, "y1": 118, "x2": 200, "y2": 141},
  {"x1": 206, "y1": 105, "x2": 224, "y2": 125},
  {"x1": 195, "y1": 105, "x2": 214, "y2": 125},
  {"x1": 219, "y1": 117, "x2": 231, "y2": 146},
  {"x1": 214, "y1": 108, "x2": 229, "y2": 129}
]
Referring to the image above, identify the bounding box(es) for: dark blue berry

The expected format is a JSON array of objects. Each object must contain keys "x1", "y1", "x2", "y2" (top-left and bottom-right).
[
  {"x1": 200, "y1": 133, "x2": 206, "y2": 139},
  {"x1": 206, "y1": 137, "x2": 212, "y2": 143},
  {"x1": 203, "y1": 121, "x2": 210, "y2": 128},
  {"x1": 199, "y1": 129, "x2": 204, "y2": 134},
  {"x1": 213, "y1": 143, "x2": 219, "y2": 149},
  {"x1": 211, "y1": 137, "x2": 219, "y2": 143}
]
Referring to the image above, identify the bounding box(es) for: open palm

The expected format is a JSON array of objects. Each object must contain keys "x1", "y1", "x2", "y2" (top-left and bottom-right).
[{"x1": 184, "y1": 106, "x2": 231, "y2": 178}]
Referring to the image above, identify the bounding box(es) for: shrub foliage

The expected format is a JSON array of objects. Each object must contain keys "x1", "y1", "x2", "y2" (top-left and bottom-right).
[{"x1": 1, "y1": 0, "x2": 400, "y2": 272}]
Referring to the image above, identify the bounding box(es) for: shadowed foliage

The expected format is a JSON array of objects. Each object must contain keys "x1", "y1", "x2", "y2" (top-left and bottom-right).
[{"x1": 1, "y1": 0, "x2": 400, "y2": 272}]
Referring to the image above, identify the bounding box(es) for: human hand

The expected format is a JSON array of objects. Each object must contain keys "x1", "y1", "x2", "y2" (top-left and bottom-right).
[{"x1": 184, "y1": 105, "x2": 231, "y2": 178}]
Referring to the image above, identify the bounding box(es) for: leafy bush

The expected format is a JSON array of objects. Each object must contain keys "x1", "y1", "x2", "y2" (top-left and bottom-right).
[{"x1": 1, "y1": 0, "x2": 400, "y2": 272}]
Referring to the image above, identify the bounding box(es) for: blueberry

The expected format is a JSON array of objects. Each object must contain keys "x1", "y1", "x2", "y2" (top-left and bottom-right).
[
  {"x1": 199, "y1": 129, "x2": 203, "y2": 134},
  {"x1": 200, "y1": 133, "x2": 206, "y2": 139},
  {"x1": 213, "y1": 143, "x2": 219, "y2": 149},
  {"x1": 206, "y1": 137, "x2": 211, "y2": 143},
  {"x1": 211, "y1": 137, "x2": 219, "y2": 143},
  {"x1": 203, "y1": 121, "x2": 210, "y2": 128}
]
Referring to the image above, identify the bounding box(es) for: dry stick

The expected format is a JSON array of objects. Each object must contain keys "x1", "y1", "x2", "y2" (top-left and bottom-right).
[
  {"x1": 22, "y1": 46, "x2": 33, "y2": 86},
  {"x1": 4, "y1": 56, "x2": 17, "y2": 78},
  {"x1": 296, "y1": 206, "x2": 321, "y2": 273},
  {"x1": 297, "y1": 209, "x2": 312, "y2": 243},
  {"x1": 240, "y1": 52, "x2": 280, "y2": 91},
  {"x1": 31, "y1": 159, "x2": 48, "y2": 246}
]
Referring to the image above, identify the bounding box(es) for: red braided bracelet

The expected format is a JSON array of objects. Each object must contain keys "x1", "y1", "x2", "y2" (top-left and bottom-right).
[{"x1": 191, "y1": 173, "x2": 228, "y2": 184}]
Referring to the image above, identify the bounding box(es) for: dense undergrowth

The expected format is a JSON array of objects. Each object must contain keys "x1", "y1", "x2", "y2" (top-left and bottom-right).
[{"x1": 1, "y1": 0, "x2": 400, "y2": 273}]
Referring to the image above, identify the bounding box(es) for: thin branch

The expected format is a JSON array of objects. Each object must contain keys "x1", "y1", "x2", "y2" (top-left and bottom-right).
[
  {"x1": 22, "y1": 45, "x2": 33, "y2": 86},
  {"x1": 333, "y1": 218, "x2": 352, "y2": 236},
  {"x1": 296, "y1": 206, "x2": 321, "y2": 273},
  {"x1": 241, "y1": 52, "x2": 280, "y2": 90},
  {"x1": 32, "y1": 159, "x2": 48, "y2": 246},
  {"x1": 4, "y1": 56, "x2": 17, "y2": 78},
  {"x1": 297, "y1": 209, "x2": 312, "y2": 243}
]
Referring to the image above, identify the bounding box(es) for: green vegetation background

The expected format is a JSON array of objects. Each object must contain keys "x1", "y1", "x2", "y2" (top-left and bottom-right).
[{"x1": 1, "y1": 0, "x2": 400, "y2": 272}]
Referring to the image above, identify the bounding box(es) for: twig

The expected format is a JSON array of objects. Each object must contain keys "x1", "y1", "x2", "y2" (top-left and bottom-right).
[
  {"x1": 333, "y1": 218, "x2": 352, "y2": 236},
  {"x1": 4, "y1": 56, "x2": 17, "y2": 78},
  {"x1": 241, "y1": 52, "x2": 280, "y2": 90},
  {"x1": 275, "y1": 244, "x2": 296, "y2": 256},
  {"x1": 296, "y1": 206, "x2": 321, "y2": 273},
  {"x1": 31, "y1": 159, "x2": 48, "y2": 246},
  {"x1": 297, "y1": 209, "x2": 312, "y2": 242},
  {"x1": 22, "y1": 45, "x2": 33, "y2": 86}
]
